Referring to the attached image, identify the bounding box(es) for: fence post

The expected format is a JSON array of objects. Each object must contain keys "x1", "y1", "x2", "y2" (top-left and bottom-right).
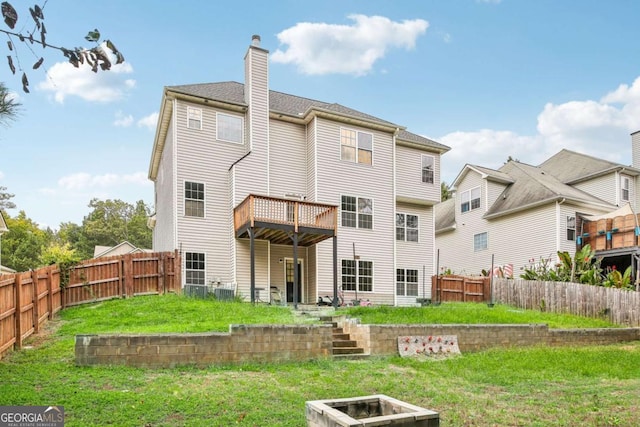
[
  {"x1": 14, "y1": 273, "x2": 22, "y2": 350},
  {"x1": 174, "y1": 249, "x2": 182, "y2": 294},
  {"x1": 47, "y1": 266, "x2": 53, "y2": 320},
  {"x1": 158, "y1": 253, "x2": 165, "y2": 295},
  {"x1": 31, "y1": 269, "x2": 39, "y2": 334},
  {"x1": 123, "y1": 254, "x2": 134, "y2": 297}
]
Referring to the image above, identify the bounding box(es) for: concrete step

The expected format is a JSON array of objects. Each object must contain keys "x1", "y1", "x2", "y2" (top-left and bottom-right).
[
  {"x1": 332, "y1": 327, "x2": 343, "y2": 334},
  {"x1": 332, "y1": 340, "x2": 358, "y2": 348},
  {"x1": 332, "y1": 333, "x2": 351, "y2": 341},
  {"x1": 332, "y1": 353, "x2": 370, "y2": 361},
  {"x1": 333, "y1": 347, "x2": 365, "y2": 355}
]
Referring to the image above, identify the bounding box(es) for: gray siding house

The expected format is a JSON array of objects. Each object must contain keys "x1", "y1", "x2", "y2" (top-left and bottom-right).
[
  {"x1": 435, "y1": 132, "x2": 640, "y2": 277},
  {"x1": 148, "y1": 36, "x2": 449, "y2": 306}
]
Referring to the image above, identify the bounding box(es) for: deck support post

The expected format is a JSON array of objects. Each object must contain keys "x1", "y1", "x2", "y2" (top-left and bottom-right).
[
  {"x1": 292, "y1": 232, "x2": 299, "y2": 309},
  {"x1": 249, "y1": 227, "x2": 255, "y2": 304},
  {"x1": 333, "y1": 235, "x2": 338, "y2": 308}
]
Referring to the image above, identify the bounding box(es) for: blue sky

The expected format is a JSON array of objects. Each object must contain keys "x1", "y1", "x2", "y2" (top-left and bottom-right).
[{"x1": 1, "y1": 0, "x2": 639, "y2": 229}]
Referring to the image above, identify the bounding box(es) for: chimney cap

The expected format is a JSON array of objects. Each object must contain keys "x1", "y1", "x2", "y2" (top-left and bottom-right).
[{"x1": 251, "y1": 35, "x2": 261, "y2": 46}]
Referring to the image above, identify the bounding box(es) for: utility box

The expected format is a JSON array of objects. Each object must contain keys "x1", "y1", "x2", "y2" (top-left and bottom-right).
[{"x1": 306, "y1": 394, "x2": 439, "y2": 426}]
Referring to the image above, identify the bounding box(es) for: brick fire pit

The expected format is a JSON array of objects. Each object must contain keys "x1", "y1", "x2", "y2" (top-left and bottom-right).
[{"x1": 306, "y1": 394, "x2": 439, "y2": 426}]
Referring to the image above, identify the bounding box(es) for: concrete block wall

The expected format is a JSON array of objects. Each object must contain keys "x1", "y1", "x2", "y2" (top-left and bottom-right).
[
  {"x1": 341, "y1": 322, "x2": 640, "y2": 355},
  {"x1": 76, "y1": 324, "x2": 334, "y2": 368}
]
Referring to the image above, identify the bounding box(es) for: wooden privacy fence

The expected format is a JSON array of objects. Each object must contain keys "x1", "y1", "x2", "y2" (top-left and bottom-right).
[
  {"x1": 0, "y1": 251, "x2": 180, "y2": 358},
  {"x1": 431, "y1": 275, "x2": 491, "y2": 303},
  {"x1": 492, "y1": 278, "x2": 640, "y2": 326}
]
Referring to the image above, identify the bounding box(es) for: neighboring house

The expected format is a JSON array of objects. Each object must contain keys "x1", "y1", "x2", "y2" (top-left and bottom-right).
[
  {"x1": 148, "y1": 35, "x2": 450, "y2": 306},
  {"x1": 93, "y1": 241, "x2": 151, "y2": 258},
  {"x1": 435, "y1": 132, "x2": 640, "y2": 278},
  {"x1": 0, "y1": 211, "x2": 13, "y2": 274}
]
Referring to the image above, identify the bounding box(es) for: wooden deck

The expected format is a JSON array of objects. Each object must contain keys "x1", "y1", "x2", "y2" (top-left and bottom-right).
[{"x1": 233, "y1": 194, "x2": 338, "y2": 246}]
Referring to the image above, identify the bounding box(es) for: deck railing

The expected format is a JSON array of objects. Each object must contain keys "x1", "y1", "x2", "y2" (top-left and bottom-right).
[{"x1": 234, "y1": 194, "x2": 337, "y2": 233}]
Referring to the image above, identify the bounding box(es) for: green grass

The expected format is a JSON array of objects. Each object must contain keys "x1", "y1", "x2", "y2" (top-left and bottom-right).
[
  {"x1": 1, "y1": 295, "x2": 638, "y2": 426},
  {"x1": 343, "y1": 302, "x2": 619, "y2": 329}
]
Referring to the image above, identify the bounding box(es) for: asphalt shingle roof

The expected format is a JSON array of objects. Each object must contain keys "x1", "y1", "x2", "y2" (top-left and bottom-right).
[{"x1": 167, "y1": 81, "x2": 450, "y2": 153}]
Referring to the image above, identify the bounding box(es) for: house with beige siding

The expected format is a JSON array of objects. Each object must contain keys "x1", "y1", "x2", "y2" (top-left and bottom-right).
[
  {"x1": 148, "y1": 35, "x2": 450, "y2": 306},
  {"x1": 435, "y1": 132, "x2": 640, "y2": 278}
]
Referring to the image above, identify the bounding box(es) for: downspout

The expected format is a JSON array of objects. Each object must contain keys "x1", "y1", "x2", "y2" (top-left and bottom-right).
[
  {"x1": 228, "y1": 151, "x2": 252, "y2": 286},
  {"x1": 392, "y1": 127, "x2": 399, "y2": 306}
]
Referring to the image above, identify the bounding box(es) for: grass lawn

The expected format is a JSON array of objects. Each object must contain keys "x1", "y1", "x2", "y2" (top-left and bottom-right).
[{"x1": 1, "y1": 294, "x2": 638, "y2": 426}]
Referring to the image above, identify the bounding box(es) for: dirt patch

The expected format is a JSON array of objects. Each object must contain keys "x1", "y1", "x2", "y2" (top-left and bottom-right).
[{"x1": 22, "y1": 317, "x2": 63, "y2": 349}]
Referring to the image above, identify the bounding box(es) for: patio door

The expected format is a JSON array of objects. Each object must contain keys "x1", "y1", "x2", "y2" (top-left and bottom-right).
[{"x1": 285, "y1": 258, "x2": 303, "y2": 303}]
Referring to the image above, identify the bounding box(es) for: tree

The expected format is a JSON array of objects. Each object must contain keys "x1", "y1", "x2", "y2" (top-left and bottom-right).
[
  {"x1": 0, "y1": 210, "x2": 50, "y2": 271},
  {"x1": 1, "y1": 2, "x2": 124, "y2": 93},
  {"x1": 441, "y1": 181, "x2": 452, "y2": 202},
  {"x1": 0, "y1": 186, "x2": 16, "y2": 210},
  {"x1": 0, "y1": 82, "x2": 20, "y2": 126},
  {"x1": 71, "y1": 198, "x2": 152, "y2": 260}
]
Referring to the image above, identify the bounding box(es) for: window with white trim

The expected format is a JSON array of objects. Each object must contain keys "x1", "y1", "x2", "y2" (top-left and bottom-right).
[
  {"x1": 341, "y1": 259, "x2": 373, "y2": 292},
  {"x1": 396, "y1": 213, "x2": 419, "y2": 242},
  {"x1": 217, "y1": 113, "x2": 243, "y2": 144},
  {"x1": 474, "y1": 232, "x2": 488, "y2": 252},
  {"x1": 461, "y1": 187, "x2": 481, "y2": 213},
  {"x1": 187, "y1": 107, "x2": 202, "y2": 130},
  {"x1": 621, "y1": 176, "x2": 630, "y2": 202},
  {"x1": 340, "y1": 128, "x2": 373, "y2": 165},
  {"x1": 566, "y1": 216, "x2": 576, "y2": 241},
  {"x1": 184, "y1": 181, "x2": 204, "y2": 217},
  {"x1": 422, "y1": 155, "x2": 434, "y2": 184},
  {"x1": 396, "y1": 268, "x2": 418, "y2": 296},
  {"x1": 341, "y1": 195, "x2": 373, "y2": 229},
  {"x1": 185, "y1": 252, "x2": 205, "y2": 285}
]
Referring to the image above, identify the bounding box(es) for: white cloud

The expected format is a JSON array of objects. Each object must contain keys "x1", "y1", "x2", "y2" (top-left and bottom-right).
[
  {"x1": 50, "y1": 172, "x2": 151, "y2": 192},
  {"x1": 137, "y1": 112, "x2": 159, "y2": 130},
  {"x1": 37, "y1": 56, "x2": 135, "y2": 104},
  {"x1": 438, "y1": 76, "x2": 640, "y2": 184},
  {"x1": 272, "y1": 15, "x2": 428, "y2": 76},
  {"x1": 113, "y1": 111, "x2": 134, "y2": 127}
]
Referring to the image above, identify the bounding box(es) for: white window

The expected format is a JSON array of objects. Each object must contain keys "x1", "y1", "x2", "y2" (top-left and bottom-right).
[
  {"x1": 184, "y1": 181, "x2": 204, "y2": 217},
  {"x1": 187, "y1": 107, "x2": 202, "y2": 130},
  {"x1": 217, "y1": 113, "x2": 243, "y2": 144},
  {"x1": 474, "y1": 232, "x2": 488, "y2": 252},
  {"x1": 396, "y1": 213, "x2": 419, "y2": 242},
  {"x1": 621, "y1": 176, "x2": 630, "y2": 202},
  {"x1": 461, "y1": 187, "x2": 481, "y2": 213},
  {"x1": 185, "y1": 252, "x2": 205, "y2": 285},
  {"x1": 341, "y1": 195, "x2": 373, "y2": 229},
  {"x1": 396, "y1": 269, "x2": 418, "y2": 296},
  {"x1": 341, "y1": 259, "x2": 373, "y2": 292},
  {"x1": 567, "y1": 216, "x2": 576, "y2": 241},
  {"x1": 340, "y1": 128, "x2": 373, "y2": 165},
  {"x1": 422, "y1": 155, "x2": 434, "y2": 184}
]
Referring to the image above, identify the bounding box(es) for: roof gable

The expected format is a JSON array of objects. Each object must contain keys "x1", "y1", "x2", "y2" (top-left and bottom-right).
[{"x1": 539, "y1": 149, "x2": 640, "y2": 183}]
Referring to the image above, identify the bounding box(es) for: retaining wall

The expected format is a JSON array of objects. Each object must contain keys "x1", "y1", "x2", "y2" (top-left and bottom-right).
[
  {"x1": 76, "y1": 324, "x2": 334, "y2": 368},
  {"x1": 75, "y1": 321, "x2": 640, "y2": 368},
  {"x1": 341, "y1": 319, "x2": 640, "y2": 355}
]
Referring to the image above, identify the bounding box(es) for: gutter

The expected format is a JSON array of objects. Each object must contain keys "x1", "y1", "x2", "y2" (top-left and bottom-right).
[{"x1": 483, "y1": 196, "x2": 614, "y2": 220}]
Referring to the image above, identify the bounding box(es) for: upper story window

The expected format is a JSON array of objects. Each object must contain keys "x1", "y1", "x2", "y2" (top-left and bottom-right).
[
  {"x1": 566, "y1": 216, "x2": 576, "y2": 241},
  {"x1": 461, "y1": 187, "x2": 481, "y2": 213},
  {"x1": 340, "y1": 128, "x2": 373, "y2": 165},
  {"x1": 474, "y1": 232, "x2": 488, "y2": 252},
  {"x1": 184, "y1": 181, "x2": 204, "y2": 217},
  {"x1": 396, "y1": 213, "x2": 419, "y2": 242},
  {"x1": 217, "y1": 113, "x2": 243, "y2": 144},
  {"x1": 621, "y1": 176, "x2": 630, "y2": 202},
  {"x1": 341, "y1": 195, "x2": 373, "y2": 229},
  {"x1": 422, "y1": 155, "x2": 434, "y2": 184},
  {"x1": 187, "y1": 107, "x2": 202, "y2": 130}
]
